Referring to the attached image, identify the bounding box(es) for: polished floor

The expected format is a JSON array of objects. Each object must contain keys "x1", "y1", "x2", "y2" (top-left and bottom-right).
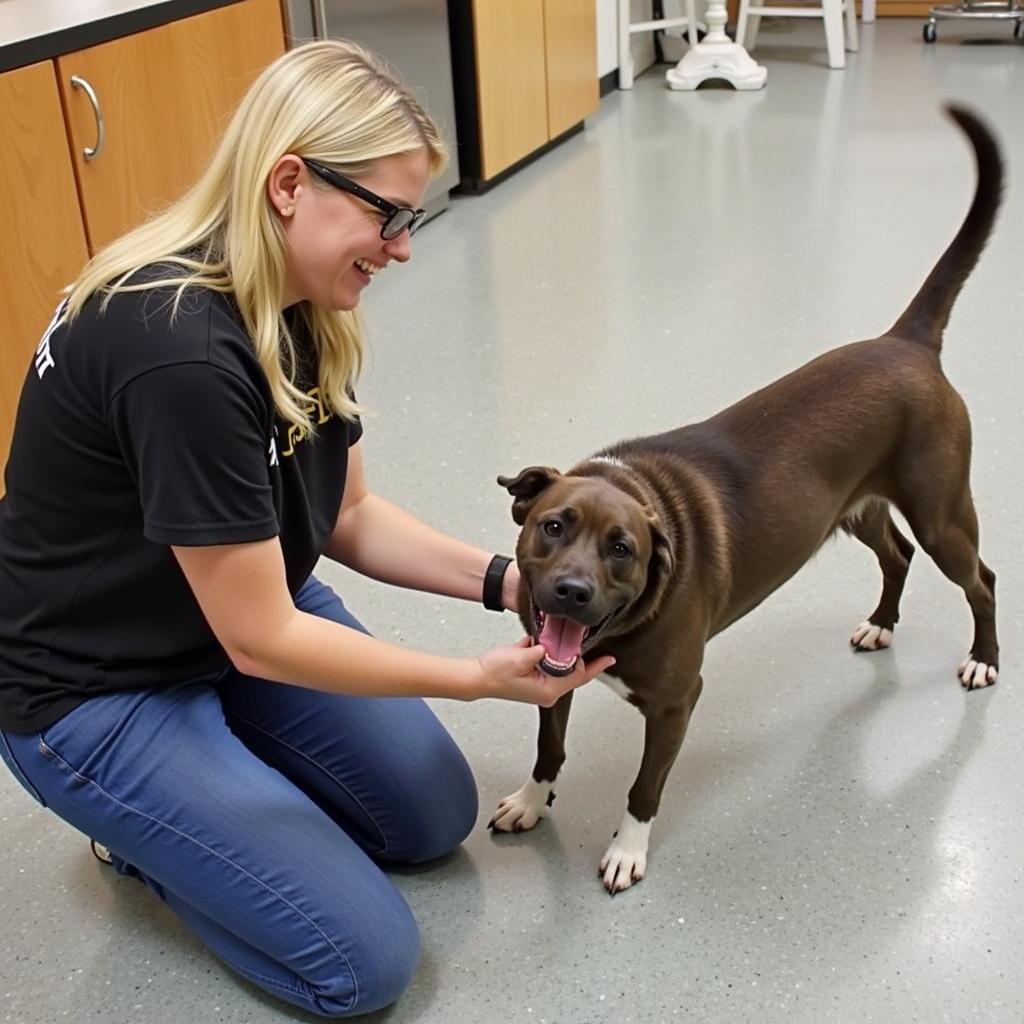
[{"x1": 2, "y1": 18, "x2": 1023, "y2": 1024}]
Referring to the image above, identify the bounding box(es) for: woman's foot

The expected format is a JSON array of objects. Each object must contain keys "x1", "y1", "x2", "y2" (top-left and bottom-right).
[{"x1": 89, "y1": 839, "x2": 113, "y2": 865}]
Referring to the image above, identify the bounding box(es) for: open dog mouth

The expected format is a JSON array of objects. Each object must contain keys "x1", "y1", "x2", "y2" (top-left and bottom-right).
[{"x1": 531, "y1": 598, "x2": 622, "y2": 677}]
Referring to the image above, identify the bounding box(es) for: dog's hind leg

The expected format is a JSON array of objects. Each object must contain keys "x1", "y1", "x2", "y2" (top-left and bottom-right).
[
  {"x1": 846, "y1": 499, "x2": 916, "y2": 651},
  {"x1": 488, "y1": 692, "x2": 574, "y2": 833},
  {"x1": 905, "y1": 491, "x2": 998, "y2": 689}
]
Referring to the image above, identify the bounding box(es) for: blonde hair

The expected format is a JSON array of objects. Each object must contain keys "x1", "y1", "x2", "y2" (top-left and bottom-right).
[{"x1": 62, "y1": 39, "x2": 447, "y2": 433}]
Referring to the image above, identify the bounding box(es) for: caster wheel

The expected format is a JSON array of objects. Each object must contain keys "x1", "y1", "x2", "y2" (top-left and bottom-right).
[{"x1": 923, "y1": 21, "x2": 937, "y2": 41}]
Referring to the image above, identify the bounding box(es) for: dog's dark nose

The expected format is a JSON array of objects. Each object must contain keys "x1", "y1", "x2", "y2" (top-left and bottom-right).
[{"x1": 554, "y1": 576, "x2": 593, "y2": 611}]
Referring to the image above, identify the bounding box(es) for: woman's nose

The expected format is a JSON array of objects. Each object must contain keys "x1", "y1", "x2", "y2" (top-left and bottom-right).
[{"x1": 383, "y1": 231, "x2": 412, "y2": 263}]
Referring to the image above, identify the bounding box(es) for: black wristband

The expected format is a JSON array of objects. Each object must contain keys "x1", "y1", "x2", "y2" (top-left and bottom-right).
[{"x1": 482, "y1": 554, "x2": 513, "y2": 612}]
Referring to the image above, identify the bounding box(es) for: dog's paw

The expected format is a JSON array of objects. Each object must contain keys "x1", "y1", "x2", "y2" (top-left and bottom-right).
[
  {"x1": 850, "y1": 621, "x2": 893, "y2": 651},
  {"x1": 488, "y1": 778, "x2": 554, "y2": 833},
  {"x1": 598, "y1": 813, "x2": 652, "y2": 895},
  {"x1": 958, "y1": 656, "x2": 998, "y2": 690}
]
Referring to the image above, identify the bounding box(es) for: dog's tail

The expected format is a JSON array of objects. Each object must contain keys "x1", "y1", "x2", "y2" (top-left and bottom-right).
[{"x1": 888, "y1": 104, "x2": 1003, "y2": 352}]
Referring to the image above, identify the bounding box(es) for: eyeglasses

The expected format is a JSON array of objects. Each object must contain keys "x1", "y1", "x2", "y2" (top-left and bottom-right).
[{"x1": 300, "y1": 158, "x2": 426, "y2": 240}]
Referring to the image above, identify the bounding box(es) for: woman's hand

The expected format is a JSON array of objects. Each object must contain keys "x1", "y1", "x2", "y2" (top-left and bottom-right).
[{"x1": 473, "y1": 637, "x2": 615, "y2": 706}]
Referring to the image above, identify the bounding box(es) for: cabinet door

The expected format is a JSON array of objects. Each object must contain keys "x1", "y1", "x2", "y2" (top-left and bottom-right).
[
  {"x1": 0, "y1": 60, "x2": 90, "y2": 483},
  {"x1": 57, "y1": 0, "x2": 284, "y2": 252},
  {"x1": 472, "y1": 0, "x2": 550, "y2": 180},
  {"x1": 544, "y1": 0, "x2": 599, "y2": 140}
]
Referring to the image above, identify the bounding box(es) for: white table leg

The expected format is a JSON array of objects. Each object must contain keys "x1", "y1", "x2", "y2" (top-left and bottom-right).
[{"x1": 665, "y1": 0, "x2": 767, "y2": 90}]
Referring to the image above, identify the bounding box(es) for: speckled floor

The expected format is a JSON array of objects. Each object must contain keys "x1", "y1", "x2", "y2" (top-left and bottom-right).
[{"x1": 3, "y1": 17, "x2": 1023, "y2": 1024}]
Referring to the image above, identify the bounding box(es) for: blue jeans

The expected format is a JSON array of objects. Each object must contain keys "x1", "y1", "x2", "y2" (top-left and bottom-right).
[{"x1": 0, "y1": 577, "x2": 478, "y2": 1018}]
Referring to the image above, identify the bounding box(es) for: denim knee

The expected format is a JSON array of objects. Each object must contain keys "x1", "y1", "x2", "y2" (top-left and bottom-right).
[
  {"x1": 312, "y1": 899, "x2": 421, "y2": 1018},
  {"x1": 388, "y1": 741, "x2": 479, "y2": 865}
]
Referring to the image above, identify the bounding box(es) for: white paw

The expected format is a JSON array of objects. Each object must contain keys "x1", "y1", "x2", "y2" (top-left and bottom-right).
[
  {"x1": 488, "y1": 777, "x2": 554, "y2": 833},
  {"x1": 850, "y1": 621, "x2": 893, "y2": 651},
  {"x1": 598, "y1": 813, "x2": 652, "y2": 894},
  {"x1": 958, "y1": 657, "x2": 998, "y2": 690}
]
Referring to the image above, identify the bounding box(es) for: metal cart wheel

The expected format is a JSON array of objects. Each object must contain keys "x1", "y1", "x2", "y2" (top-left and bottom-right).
[{"x1": 923, "y1": 19, "x2": 938, "y2": 39}]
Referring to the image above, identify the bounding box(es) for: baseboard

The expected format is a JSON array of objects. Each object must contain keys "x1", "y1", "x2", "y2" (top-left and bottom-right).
[{"x1": 452, "y1": 123, "x2": 586, "y2": 195}]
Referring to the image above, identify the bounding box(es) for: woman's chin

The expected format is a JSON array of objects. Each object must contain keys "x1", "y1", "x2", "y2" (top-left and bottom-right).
[{"x1": 327, "y1": 292, "x2": 360, "y2": 312}]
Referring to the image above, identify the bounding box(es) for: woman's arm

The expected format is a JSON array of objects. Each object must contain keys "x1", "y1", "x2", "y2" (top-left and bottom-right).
[
  {"x1": 324, "y1": 441, "x2": 520, "y2": 610},
  {"x1": 172, "y1": 537, "x2": 608, "y2": 704}
]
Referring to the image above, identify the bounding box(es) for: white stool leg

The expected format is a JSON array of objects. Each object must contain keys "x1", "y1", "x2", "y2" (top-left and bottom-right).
[
  {"x1": 844, "y1": 0, "x2": 859, "y2": 49},
  {"x1": 618, "y1": 0, "x2": 634, "y2": 89},
  {"x1": 686, "y1": 0, "x2": 699, "y2": 45},
  {"x1": 861, "y1": 0, "x2": 876, "y2": 23},
  {"x1": 736, "y1": 0, "x2": 755, "y2": 48},
  {"x1": 746, "y1": 3, "x2": 765, "y2": 50},
  {"x1": 822, "y1": 0, "x2": 846, "y2": 67}
]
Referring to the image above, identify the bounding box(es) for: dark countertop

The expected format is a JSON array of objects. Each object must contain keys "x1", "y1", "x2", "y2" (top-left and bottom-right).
[{"x1": 0, "y1": 0, "x2": 252, "y2": 74}]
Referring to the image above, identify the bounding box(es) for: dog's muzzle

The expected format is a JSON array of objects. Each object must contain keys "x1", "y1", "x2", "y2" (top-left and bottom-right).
[{"x1": 530, "y1": 596, "x2": 623, "y2": 677}]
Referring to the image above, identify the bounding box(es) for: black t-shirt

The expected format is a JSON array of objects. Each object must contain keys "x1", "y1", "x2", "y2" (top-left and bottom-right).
[{"x1": 0, "y1": 276, "x2": 361, "y2": 732}]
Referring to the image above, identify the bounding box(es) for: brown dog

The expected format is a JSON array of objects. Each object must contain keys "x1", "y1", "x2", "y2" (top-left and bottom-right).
[{"x1": 489, "y1": 106, "x2": 1002, "y2": 894}]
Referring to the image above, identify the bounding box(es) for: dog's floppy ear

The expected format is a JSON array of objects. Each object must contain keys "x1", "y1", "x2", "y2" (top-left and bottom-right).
[
  {"x1": 497, "y1": 466, "x2": 561, "y2": 525},
  {"x1": 648, "y1": 516, "x2": 675, "y2": 581}
]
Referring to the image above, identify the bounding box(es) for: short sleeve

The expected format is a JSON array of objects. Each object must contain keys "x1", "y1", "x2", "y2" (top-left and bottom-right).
[
  {"x1": 347, "y1": 391, "x2": 363, "y2": 448},
  {"x1": 109, "y1": 362, "x2": 279, "y2": 546}
]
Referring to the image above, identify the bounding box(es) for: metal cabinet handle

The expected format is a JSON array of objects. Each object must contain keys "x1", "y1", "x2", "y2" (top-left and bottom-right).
[{"x1": 70, "y1": 75, "x2": 105, "y2": 161}]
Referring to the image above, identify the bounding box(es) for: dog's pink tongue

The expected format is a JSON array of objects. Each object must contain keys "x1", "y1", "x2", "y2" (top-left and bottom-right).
[{"x1": 538, "y1": 615, "x2": 586, "y2": 665}]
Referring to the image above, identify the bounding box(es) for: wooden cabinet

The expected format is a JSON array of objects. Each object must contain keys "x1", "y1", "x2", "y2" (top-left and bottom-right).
[
  {"x1": 0, "y1": 0, "x2": 284, "y2": 485},
  {"x1": 450, "y1": 0, "x2": 599, "y2": 190},
  {"x1": 874, "y1": 1, "x2": 932, "y2": 12},
  {"x1": 471, "y1": 0, "x2": 550, "y2": 182},
  {"x1": 0, "y1": 61, "x2": 90, "y2": 478},
  {"x1": 544, "y1": 0, "x2": 600, "y2": 140},
  {"x1": 57, "y1": 0, "x2": 284, "y2": 251}
]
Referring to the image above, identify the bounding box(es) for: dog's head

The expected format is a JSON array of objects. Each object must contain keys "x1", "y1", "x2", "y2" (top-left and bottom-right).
[{"x1": 498, "y1": 465, "x2": 674, "y2": 676}]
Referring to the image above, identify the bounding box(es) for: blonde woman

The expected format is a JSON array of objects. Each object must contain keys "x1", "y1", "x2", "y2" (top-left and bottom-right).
[{"x1": 0, "y1": 40, "x2": 612, "y2": 1017}]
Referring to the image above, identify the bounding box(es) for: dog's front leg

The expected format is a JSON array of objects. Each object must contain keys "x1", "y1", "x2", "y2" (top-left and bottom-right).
[
  {"x1": 489, "y1": 690, "x2": 573, "y2": 833},
  {"x1": 600, "y1": 678, "x2": 703, "y2": 894}
]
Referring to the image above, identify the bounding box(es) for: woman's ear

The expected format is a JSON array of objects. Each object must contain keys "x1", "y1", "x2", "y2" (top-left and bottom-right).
[{"x1": 267, "y1": 155, "x2": 305, "y2": 217}]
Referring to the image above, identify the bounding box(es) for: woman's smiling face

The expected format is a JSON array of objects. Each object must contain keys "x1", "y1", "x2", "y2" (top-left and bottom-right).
[{"x1": 271, "y1": 147, "x2": 430, "y2": 311}]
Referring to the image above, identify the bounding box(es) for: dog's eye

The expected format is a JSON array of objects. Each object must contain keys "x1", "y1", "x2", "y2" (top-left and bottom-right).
[
  {"x1": 543, "y1": 520, "x2": 563, "y2": 538},
  {"x1": 611, "y1": 542, "x2": 632, "y2": 559}
]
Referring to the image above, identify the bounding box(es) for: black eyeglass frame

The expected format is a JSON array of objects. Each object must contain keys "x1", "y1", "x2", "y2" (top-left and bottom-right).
[{"x1": 300, "y1": 157, "x2": 426, "y2": 240}]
